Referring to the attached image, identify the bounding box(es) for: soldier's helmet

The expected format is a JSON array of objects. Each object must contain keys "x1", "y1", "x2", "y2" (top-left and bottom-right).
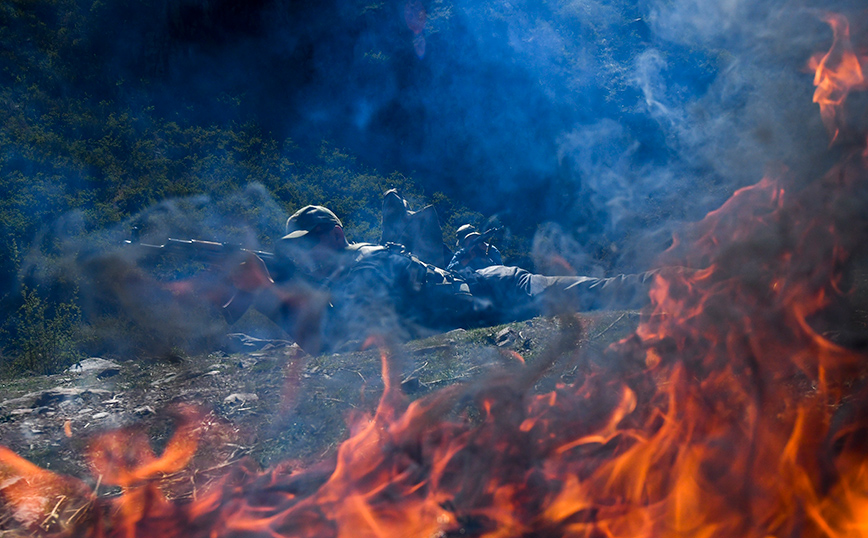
[
  {"x1": 282, "y1": 205, "x2": 343, "y2": 241},
  {"x1": 455, "y1": 224, "x2": 477, "y2": 248},
  {"x1": 461, "y1": 232, "x2": 482, "y2": 250}
]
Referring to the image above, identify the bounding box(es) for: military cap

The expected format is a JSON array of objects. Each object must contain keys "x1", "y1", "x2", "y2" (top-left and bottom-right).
[
  {"x1": 283, "y1": 205, "x2": 343, "y2": 240},
  {"x1": 455, "y1": 224, "x2": 477, "y2": 247},
  {"x1": 461, "y1": 231, "x2": 482, "y2": 248}
]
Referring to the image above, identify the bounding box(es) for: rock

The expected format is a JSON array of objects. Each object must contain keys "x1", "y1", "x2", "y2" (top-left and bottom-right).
[
  {"x1": 57, "y1": 399, "x2": 80, "y2": 411},
  {"x1": 67, "y1": 358, "x2": 122, "y2": 378},
  {"x1": 32, "y1": 388, "x2": 112, "y2": 408},
  {"x1": 151, "y1": 373, "x2": 178, "y2": 386},
  {"x1": 92, "y1": 412, "x2": 109, "y2": 420},
  {"x1": 227, "y1": 333, "x2": 295, "y2": 352},
  {"x1": 495, "y1": 327, "x2": 519, "y2": 347},
  {"x1": 134, "y1": 406, "x2": 156, "y2": 416},
  {"x1": 400, "y1": 376, "x2": 422, "y2": 394},
  {"x1": 224, "y1": 393, "x2": 259, "y2": 405},
  {"x1": 96, "y1": 369, "x2": 120, "y2": 379}
]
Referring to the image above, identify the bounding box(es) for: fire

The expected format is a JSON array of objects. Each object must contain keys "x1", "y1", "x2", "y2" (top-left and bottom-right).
[
  {"x1": 2, "y1": 13, "x2": 868, "y2": 538},
  {"x1": 85, "y1": 404, "x2": 203, "y2": 538},
  {"x1": 0, "y1": 446, "x2": 95, "y2": 534},
  {"x1": 808, "y1": 13, "x2": 868, "y2": 144}
]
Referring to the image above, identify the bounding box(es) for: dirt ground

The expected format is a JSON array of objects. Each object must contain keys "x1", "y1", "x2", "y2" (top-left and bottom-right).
[{"x1": 0, "y1": 312, "x2": 641, "y2": 495}]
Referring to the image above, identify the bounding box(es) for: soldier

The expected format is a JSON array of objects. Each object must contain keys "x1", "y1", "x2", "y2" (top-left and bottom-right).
[
  {"x1": 454, "y1": 224, "x2": 503, "y2": 261},
  {"x1": 447, "y1": 228, "x2": 504, "y2": 273},
  {"x1": 228, "y1": 205, "x2": 478, "y2": 354},
  {"x1": 454, "y1": 224, "x2": 476, "y2": 249},
  {"x1": 227, "y1": 205, "x2": 665, "y2": 354},
  {"x1": 381, "y1": 189, "x2": 452, "y2": 267}
]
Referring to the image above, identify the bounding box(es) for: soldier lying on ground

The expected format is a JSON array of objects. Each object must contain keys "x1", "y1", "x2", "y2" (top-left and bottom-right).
[
  {"x1": 447, "y1": 227, "x2": 504, "y2": 272},
  {"x1": 224, "y1": 205, "x2": 666, "y2": 355}
]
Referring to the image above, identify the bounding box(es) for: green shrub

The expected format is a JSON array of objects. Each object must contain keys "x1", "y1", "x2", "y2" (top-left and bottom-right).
[{"x1": 1, "y1": 285, "x2": 83, "y2": 377}]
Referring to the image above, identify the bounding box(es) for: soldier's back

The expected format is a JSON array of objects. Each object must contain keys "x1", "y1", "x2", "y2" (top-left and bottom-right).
[{"x1": 321, "y1": 243, "x2": 477, "y2": 350}]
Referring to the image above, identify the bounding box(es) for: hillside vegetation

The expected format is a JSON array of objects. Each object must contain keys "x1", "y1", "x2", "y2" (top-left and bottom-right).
[{"x1": 0, "y1": 0, "x2": 485, "y2": 376}]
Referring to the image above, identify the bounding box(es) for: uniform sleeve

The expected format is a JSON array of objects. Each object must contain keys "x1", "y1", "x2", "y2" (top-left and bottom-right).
[
  {"x1": 322, "y1": 262, "x2": 413, "y2": 351},
  {"x1": 553, "y1": 270, "x2": 659, "y2": 311}
]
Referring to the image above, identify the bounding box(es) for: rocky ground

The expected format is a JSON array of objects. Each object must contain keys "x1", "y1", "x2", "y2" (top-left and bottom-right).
[{"x1": 0, "y1": 312, "x2": 641, "y2": 497}]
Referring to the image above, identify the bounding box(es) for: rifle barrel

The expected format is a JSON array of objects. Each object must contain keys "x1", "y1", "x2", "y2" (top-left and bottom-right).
[{"x1": 124, "y1": 238, "x2": 276, "y2": 266}]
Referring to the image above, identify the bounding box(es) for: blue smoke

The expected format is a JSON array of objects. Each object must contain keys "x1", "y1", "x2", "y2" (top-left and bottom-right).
[{"x1": 205, "y1": 0, "x2": 838, "y2": 273}]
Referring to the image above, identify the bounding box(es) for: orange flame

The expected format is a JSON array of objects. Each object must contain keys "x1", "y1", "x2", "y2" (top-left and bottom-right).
[
  {"x1": 83, "y1": 404, "x2": 203, "y2": 538},
  {"x1": 808, "y1": 13, "x2": 868, "y2": 144},
  {"x1": 0, "y1": 445, "x2": 95, "y2": 534}
]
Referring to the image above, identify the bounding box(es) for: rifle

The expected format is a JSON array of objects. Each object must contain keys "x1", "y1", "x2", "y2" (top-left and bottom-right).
[
  {"x1": 123, "y1": 223, "x2": 291, "y2": 273},
  {"x1": 466, "y1": 226, "x2": 503, "y2": 254},
  {"x1": 124, "y1": 237, "x2": 278, "y2": 269},
  {"x1": 123, "y1": 234, "x2": 295, "y2": 323}
]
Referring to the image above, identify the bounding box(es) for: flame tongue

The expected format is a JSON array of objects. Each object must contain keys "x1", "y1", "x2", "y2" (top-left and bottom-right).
[
  {"x1": 616, "y1": 96, "x2": 868, "y2": 537},
  {"x1": 0, "y1": 446, "x2": 95, "y2": 534},
  {"x1": 809, "y1": 13, "x2": 868, "y2": 144}
]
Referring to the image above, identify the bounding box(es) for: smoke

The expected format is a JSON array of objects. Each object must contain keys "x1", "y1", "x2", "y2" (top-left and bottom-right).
[
  {"x1": 528, "y1": 0, "x2": 862, "y2": 271},
  {"x1": 6, "y1": 0, "x2": 864, "y2": 314},
  {"x1": 15, "y1": 184, "x2": 291, "y2": 359},
  {"x1": 51, "y1": 0, "x2": 856, "y2": 275}
]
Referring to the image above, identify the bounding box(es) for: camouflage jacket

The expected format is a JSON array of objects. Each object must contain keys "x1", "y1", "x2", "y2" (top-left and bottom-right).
[
  {"x1": 446, "y1": 244, "x2": 503, "y2": 273},
  {"x1": 318, "y1": 243, "x2": 477, "y2": 351}
]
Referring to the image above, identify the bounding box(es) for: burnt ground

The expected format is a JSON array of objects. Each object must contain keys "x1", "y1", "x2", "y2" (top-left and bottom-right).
[{"x1": 0, "y1": 312, "x2": 641, "y2": 497}]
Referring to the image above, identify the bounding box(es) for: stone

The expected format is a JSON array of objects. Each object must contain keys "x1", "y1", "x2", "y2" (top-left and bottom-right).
[
  {"x1": 67, "y1": 358, "x2": 122, "y2": 376},
  {"x1": 134, "y1": 406, "x2": 156, "y2": 416},
  {"x1": 224, "y1": 393, "x2": 259, "y2": 405},
  {"x1": 495, "y1": 327, "x2": 518, "y2": 347},
  {"x1": 33, "y1": 388, "x2": 111, "y2": 408}
]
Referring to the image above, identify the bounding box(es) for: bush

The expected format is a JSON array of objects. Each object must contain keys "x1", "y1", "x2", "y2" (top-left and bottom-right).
[{"x1": 1, "y1": 285, "x2": 83, "y2": 377}]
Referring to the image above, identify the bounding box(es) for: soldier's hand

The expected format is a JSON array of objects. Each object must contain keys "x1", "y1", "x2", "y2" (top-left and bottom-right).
[{"x1": 230, "y1": 253, "x2": 273, "y2": 293}]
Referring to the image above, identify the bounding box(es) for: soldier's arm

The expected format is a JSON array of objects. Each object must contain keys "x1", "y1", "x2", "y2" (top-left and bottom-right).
[
  {"x1": 325, "y1": 265, "x2": 410, "y2": 350},
  {"x1": 562, "y1": 267, "x2": 693, "y2": 311},
  {"x1": 224, "y1": 254, "x2": 330, "y2": 353}
]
